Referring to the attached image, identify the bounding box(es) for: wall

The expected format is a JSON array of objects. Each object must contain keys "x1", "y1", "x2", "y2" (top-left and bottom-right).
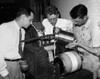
[
  {"x1": 51, "y1": 0, "x2": 100, "y2": 21},
  {"x1": 0, "y1": 0, "x2": 15, "y2": 3}
]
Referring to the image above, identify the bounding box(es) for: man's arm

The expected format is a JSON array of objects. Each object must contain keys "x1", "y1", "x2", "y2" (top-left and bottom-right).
[
  {"x1": 66, "y1": 40, "x2": 100, "y2": 56},
  {"x1": 0, "y1": 26, "x2": 9, "y2": 78},
  {"x1": 77, "y1": 43, "x2": 100, "y2": 56}
]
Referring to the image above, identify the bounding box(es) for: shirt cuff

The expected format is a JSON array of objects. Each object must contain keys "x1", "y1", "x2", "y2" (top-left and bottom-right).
[{"x1": 0, "y1": 69, "x2": 8, "y2": 77}]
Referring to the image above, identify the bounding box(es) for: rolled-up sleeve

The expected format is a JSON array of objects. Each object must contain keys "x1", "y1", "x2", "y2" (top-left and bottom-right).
[
  {"x1": 0, "y1": 26, "x2": 8, "y2": 77},
  {"x1": 0, "y1": 57, "x2": 8, "y2": 77}
]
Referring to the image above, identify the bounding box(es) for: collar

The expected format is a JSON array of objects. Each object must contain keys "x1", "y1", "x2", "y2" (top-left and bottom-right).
[
  {"x1": 14, "y1": 20, "x2": 20, "y2": 31},
  {"x1": 83, "y1": 19, "x2": 91, "y2": 28},
  {"x1": 47, "y1": 18, "x2": 59, "y2": 27}
]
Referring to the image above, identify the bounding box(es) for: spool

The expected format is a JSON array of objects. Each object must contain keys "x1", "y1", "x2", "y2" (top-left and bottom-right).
[{"x1": 54, "y1": 51, "x2": 82, "y2": 75}]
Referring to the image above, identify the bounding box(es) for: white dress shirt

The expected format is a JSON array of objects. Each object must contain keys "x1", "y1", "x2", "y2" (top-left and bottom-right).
[
  {"x1": 42, "y1": 18, "x2": 73, "y2": 35},
  {"x1": 0, "y1": 20, "x2": 25, "y2": 77},
  {"x1": 92, "y1": 20, "x2": 100, "y2": 47},
  {"x1": 73, "y1": 19, "x2": 93, "y2": 47}
]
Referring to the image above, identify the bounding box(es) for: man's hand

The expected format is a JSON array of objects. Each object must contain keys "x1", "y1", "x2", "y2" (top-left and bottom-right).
[
  {"x1": 3, "y1": 75, "x2": 10, "y2": 79},
  {"x1": 54, "y1": 27, "x2": 60, "y2": 34},
  {"x1": 65, "y1": 40, "x2": 78, "y2": 49}
]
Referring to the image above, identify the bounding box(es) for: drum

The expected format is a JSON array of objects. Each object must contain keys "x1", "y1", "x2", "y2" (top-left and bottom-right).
[{"x1": 54, "y1": 51, "x2": 82, "y2": 75}]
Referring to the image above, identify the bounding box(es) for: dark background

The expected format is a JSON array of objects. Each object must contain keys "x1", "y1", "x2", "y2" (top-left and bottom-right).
[{"x1": 0, "y1": 0, "x2": 50, "y2": 24}]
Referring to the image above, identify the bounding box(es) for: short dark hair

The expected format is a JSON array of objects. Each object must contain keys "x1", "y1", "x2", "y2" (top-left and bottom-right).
[
  {"x1": 16, "y1": 7, "x2": 34, "y2": 17},
  {"x1": 70, "y1": 4, "x2": 88, "y2": 19},
  {"x1": 45, "y1": 5, "x2": 59, "y2": 16}
]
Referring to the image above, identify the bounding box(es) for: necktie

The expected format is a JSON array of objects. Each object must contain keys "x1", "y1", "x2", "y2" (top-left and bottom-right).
[
  {"x1": 19, "y1": 28, "x2": 23, "y2": 58},
  {"x1": 19, "y1": 28, "x2": 29, "y2": 72}
]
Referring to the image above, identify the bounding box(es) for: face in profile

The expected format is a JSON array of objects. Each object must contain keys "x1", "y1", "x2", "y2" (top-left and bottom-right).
[
  {"x1": 47, "y1": 14, "x2": 58, "y2": 26},
  {"x1": 72, "y1": 16, "x2": 88, "y2": 27},
  {"x1": 23, "y1": 12, "x2": 34, "y2": 28}
]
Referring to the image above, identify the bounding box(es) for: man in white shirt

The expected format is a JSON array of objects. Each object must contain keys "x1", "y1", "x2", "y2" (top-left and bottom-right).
[
  {"x1": 42, "y1": 5, "x2": 73, "y2": 35},
  {"x1": 0, "y1": 7, "x2": 34, "y2": 79},
  {"x1": 42, "y1": 5, "x2": 73, "y2": 55},
  {"x1": 42, "y1": 18, "x2": 73, "y2": 35},
  {"x1": 67, "y1": 4, "x2": 100, "y2": 79}
]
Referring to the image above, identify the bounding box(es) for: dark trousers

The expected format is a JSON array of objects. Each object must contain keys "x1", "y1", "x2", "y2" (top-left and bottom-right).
[{"x1": 23, "y1": 46, "x2": 54, "y2": 79}]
